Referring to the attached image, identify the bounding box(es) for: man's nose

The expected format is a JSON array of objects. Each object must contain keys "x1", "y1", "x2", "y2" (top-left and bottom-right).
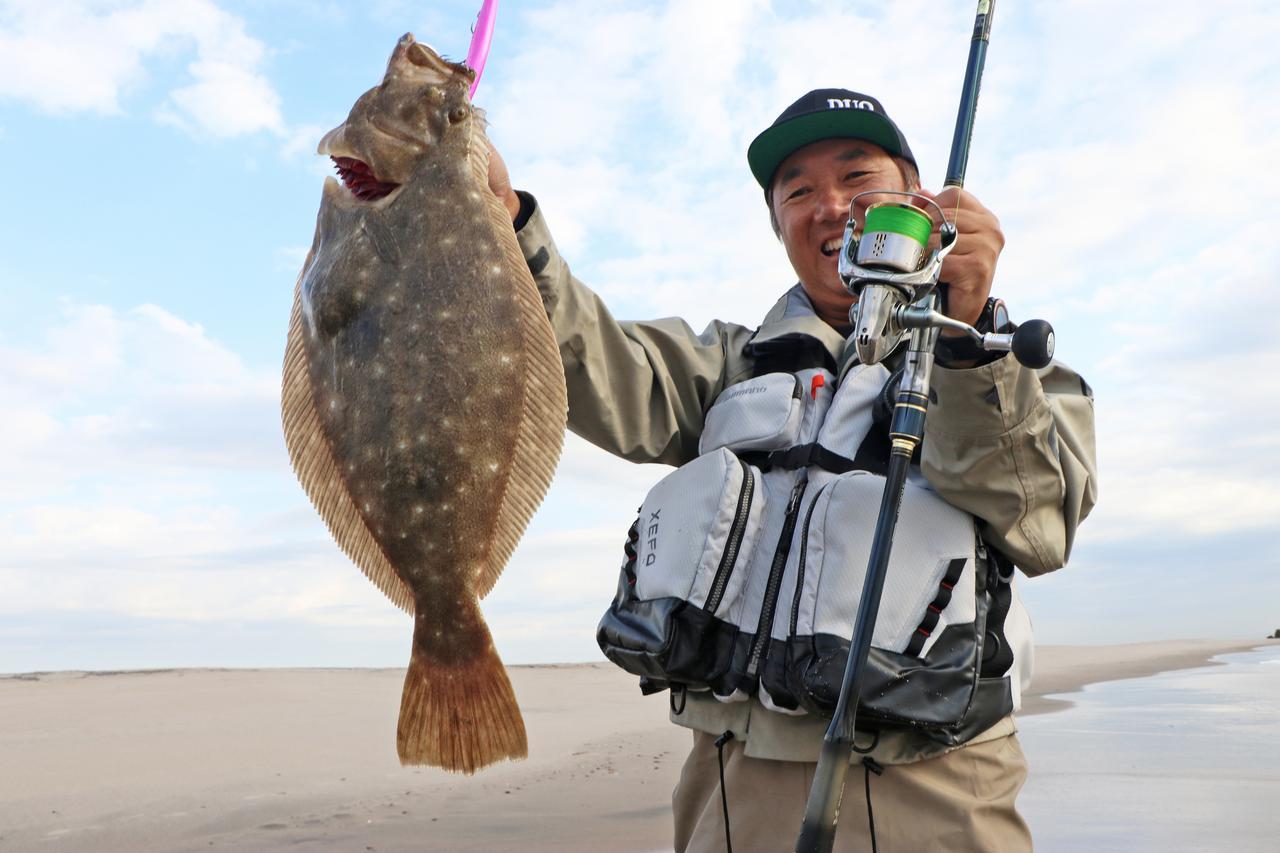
[{"x1": 814, "y1": 184, "x2": 852, "y2": 223}]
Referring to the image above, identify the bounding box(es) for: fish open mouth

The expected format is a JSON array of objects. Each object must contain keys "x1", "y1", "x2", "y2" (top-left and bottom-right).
[{"x1": 331, "y1": 157, "x2": 400, "y2": 201}]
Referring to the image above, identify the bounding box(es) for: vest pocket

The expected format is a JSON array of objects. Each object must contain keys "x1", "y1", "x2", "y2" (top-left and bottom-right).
[
  {"x1": 776, "y1": 470, "x2": 984, "y2": 725},
  {"x1": 596, "y1": 447, "x2": 766, "y2": 689},
  {"x1": 630, "y1": 447, "x2": 766, "y2": 612},
  {"x1": 698, "y1": 372, "x2": 805, "y2": 455},
  {"x1": 813, "y1": 362, "x2": 889, "y2": 459}
]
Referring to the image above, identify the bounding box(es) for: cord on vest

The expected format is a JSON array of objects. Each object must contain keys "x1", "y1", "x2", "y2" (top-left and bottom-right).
[
  {"x1": 670, "y1": 684, "x2": 687, "y2": 715},
  {"x1": 863, "y1": 756, "x2": 884, "y2": 853},
  {"x1": 852, "y1": 728, "x2": 881, "y2": 755},
  {"x1": 714, "y1": 730, "x2": 735, "y2": 853}
]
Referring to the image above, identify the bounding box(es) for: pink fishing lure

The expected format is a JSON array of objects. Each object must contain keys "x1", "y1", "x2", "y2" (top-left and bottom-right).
[{"x1": 466, "y1": 0, "x2": 498, "y2": 98}]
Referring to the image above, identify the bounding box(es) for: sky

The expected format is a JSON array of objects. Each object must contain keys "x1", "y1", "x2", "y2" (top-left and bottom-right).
[{"x1": 1, "y1": 0, "x2": 1277, "y2": 673}]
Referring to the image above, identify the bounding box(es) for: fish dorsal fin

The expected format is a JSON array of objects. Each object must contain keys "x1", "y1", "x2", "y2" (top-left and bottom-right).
[
  {"x1": 466, "y1": 129, "x2": 567, "y2": 598},
  {"x1": 282, "y1": 275, "x2": 415, "y2": 613}
]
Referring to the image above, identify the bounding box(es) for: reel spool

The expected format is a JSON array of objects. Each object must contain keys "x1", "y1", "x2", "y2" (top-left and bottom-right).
[
  {"x1": 857, "y1": 202, "x2": 933, "y2": 273},
  {"x1": 840, "y1": 190, "x2": 954, "y2": 295}
]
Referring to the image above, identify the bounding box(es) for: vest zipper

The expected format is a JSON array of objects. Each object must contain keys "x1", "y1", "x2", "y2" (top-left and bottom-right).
[
  {"x1": 704, "y1": 460, "x2": 756, "y2": 614},
  {"x1": 789, "y1": 482, "x2": 828, "y2": 636},
  {"x1": 745, "y1": 478, "x2": 807, "y2": 678}
]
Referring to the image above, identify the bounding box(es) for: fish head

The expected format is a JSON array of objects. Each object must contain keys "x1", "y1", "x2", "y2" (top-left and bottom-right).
[{"x1": 317, "y1": 33, "x2": 478, "y2": 203}]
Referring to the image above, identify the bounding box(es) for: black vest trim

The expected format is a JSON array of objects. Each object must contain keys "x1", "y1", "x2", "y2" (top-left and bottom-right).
[
  {"x1": 979, "y1": 546, "x2": 1017, "y2": 679},
  {"x1": 904, "y1": 558, "x2": 967, "y2": 657}
]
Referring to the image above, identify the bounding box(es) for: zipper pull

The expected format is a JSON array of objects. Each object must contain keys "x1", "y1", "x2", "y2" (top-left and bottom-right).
[{"x1": 786, "y1": 479, "x2": 805, "y2": 514}]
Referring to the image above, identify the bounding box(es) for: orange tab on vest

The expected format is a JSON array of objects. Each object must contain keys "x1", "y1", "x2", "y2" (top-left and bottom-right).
[{"x1": 810, "y1": 374, "x2": 825, "y2": 399}]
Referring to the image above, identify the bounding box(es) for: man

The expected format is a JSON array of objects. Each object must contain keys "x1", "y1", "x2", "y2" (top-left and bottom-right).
[{"x1": 487, "y1": 89, "x2": 1097, "y2": 851}]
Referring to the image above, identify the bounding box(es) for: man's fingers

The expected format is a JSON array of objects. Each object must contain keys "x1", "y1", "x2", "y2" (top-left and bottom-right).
[
  {"x1": 914, "y1": 187, "x2": 964, "y2": 236},
  {"x1": 485, "y1": 139, "x2": 521, "y2": 222}
]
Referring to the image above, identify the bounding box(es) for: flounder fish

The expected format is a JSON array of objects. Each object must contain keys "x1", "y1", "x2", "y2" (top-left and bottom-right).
[{"x1": 281, "y1": 34, "x2": 567, "y2": 773}]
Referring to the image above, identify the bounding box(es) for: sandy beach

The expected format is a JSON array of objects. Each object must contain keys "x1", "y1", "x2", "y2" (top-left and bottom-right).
[{"x1": 0, "y1": 638, "x2": 1270, "y2": 852}]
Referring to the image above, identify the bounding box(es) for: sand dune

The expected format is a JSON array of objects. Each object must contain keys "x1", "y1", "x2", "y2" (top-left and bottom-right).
[{"x1": 0, "y1": 639, "x2": 1267, "y2": 852}]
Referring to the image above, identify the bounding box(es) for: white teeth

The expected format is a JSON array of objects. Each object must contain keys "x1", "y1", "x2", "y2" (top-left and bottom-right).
[{"x1": 822, "y1": 239, "x2": 841, "y2": 254}]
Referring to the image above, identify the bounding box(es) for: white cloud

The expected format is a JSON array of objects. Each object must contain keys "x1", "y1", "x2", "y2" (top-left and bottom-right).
[
  {"x1": 0, "y1": 0, "x2": 283, "y2": 136},
  {"x1": 280, "y1": 123, "x2": 327, "y2": 160},
  {"x1": 0, "y1": 329, "x2": 387, "y2": 634},
  {"x1": 1025, "y1": 239, "x2": 1280, "y2": 542},
  {"x1": 0, "y1": 300, "x2": 282, "y2": 498},
  {"x1": 162, "y1": 58, "x2": 282, "y2": 138}
]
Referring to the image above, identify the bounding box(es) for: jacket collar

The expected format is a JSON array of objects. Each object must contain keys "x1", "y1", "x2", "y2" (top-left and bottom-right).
[{"x1": 747, "y1": 283, "x2": 850, "y2": 366}]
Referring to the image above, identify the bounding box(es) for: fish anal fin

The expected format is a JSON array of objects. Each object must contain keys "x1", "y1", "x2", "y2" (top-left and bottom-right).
[
  {"x1": 397, "y1": 612, "x2": 527, "y2": 773},
  {"x1": 282, "y1": 281, "x2": 414, "y2": 613},
  {"x1": 467, "y1": 128, "x2": 568, "y2": 599}
]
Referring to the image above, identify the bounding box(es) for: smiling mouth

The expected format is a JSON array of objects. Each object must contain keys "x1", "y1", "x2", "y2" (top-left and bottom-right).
[
  {"x1": 331, "y1": 157, "x2": 400, "y2": 201},
  {"x1": 820, "y1": 238, "x2": 842, "y2": 257}
]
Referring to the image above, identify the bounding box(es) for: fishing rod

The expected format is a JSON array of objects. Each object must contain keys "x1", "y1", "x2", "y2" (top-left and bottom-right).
[{"x1": 794, "y1": 2, "x2": 1053, "y2": 851}]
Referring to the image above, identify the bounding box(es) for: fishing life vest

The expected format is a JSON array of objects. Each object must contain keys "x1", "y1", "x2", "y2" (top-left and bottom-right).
[{"x1": 596, "y1": 347, "x2": 1033, "y2": 746}]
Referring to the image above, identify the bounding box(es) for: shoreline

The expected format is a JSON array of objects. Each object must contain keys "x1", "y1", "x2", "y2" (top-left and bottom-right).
[
  {"x1": 1019, "y1": 638, "x2": 1271, "y2": 715},
  {"x1": 1, "y1": 639, "x2": 1273, "y2": 852},
  {"x1": 5, "y1": 638, "x2": 1272, "y2": 709}
]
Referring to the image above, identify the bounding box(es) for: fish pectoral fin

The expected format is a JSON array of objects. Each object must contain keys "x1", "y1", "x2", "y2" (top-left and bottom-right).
[{"x1": 362, "y1": 219, "x2": 402, "y2": 265}]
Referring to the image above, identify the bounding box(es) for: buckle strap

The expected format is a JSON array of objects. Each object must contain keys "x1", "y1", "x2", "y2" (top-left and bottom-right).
[{"x1": 739, "y1": 442, "x2": 856, "y2": 474}]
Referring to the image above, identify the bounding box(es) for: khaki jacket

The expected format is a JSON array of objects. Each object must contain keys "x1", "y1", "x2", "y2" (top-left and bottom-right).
[{"x1": 515, "y1": 197, "x2": 1098, "y2": 763}]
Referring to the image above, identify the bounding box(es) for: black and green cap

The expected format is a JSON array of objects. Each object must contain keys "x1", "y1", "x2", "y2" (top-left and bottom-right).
[{"x1": 747, "y1": 89, "x2": 916, "y2": 191}]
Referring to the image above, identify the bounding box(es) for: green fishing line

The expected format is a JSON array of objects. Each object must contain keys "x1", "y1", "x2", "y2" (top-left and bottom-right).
[{"x1": 865, "y1": 203, "x2": 932, "y2": 247}]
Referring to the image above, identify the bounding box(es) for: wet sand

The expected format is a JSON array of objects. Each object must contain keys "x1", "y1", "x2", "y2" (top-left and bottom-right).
[
  {"x1": 0, "y1": 638, "x2": 1270, "y2": 852},
  {"x1": 1020, "y1": 638, "x2": 1269, "y2": 716}
]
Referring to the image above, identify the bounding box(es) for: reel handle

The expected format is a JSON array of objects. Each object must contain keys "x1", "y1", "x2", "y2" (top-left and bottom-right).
[
  {"x1": 1010, "y1": 319, "x2": 1054, "y2": 368},
  {"x1": 897, "y1": 304, "x2": 1056, "y2": 368}
]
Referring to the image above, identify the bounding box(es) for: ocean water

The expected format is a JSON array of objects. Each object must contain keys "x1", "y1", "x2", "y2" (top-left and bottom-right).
[{"x1": 1017, "y1": 646, "x2": 1280, "y2": 852}]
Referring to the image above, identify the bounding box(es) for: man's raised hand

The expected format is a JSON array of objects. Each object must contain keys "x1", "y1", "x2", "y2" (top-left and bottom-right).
[
  {"x1": 919, "y1": 187, "x2": 1005, "y2": 330},
  {"x1": 486, "y1": 139, "x2": 521, "y2": 223}
]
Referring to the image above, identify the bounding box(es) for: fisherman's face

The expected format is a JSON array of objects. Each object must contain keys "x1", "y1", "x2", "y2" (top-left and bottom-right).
[{"x1": 769, "y1": 139, "x2": 908, "y2": 327}]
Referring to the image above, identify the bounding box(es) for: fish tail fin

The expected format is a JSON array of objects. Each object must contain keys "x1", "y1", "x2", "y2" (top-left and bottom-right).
[{"x1": 397, "y1": 616, "x2": 527, "y2": 773}]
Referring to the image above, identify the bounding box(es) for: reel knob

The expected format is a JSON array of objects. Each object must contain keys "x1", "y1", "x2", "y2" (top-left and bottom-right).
[{"x1": 1011, "y1": 319, "x2": 1055, "y2": 369}]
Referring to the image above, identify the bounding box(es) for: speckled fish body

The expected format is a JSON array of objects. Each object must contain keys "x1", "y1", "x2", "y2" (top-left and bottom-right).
[{"x1": 281, "y1": 34, "x2": 566, "y2": 773}]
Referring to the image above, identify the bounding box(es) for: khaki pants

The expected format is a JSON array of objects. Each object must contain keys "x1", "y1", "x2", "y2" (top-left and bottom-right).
[{"x1": 672, "y1": 730, "x2": 1032, "y2": 853}]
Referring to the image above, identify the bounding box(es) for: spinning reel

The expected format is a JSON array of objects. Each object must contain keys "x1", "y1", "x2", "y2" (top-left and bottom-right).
[{"x1": 840, "y1": 190, "x2": 1055, "y2": 369}]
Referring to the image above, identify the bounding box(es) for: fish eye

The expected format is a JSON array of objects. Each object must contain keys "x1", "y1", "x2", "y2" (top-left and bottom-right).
[{"x1": 448, "y1": 106, "x2": 469, "y2": 124}]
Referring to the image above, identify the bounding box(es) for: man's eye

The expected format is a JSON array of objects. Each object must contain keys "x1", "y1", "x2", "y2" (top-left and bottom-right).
[
  {"x1": 844, "y1": 170, "x2": 871, "y2": 182},
  {"x1": 786, "y1": 187, "x2": 811, "y2": 201}
]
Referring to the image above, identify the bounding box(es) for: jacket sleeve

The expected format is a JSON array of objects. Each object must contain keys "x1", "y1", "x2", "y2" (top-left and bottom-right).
[
  {"x1": 922, "y1": 357, "x2": 1098, "y2": 576},
  {"x1": 513, "y1": 195, "x2": 753, "y2": 466}
]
